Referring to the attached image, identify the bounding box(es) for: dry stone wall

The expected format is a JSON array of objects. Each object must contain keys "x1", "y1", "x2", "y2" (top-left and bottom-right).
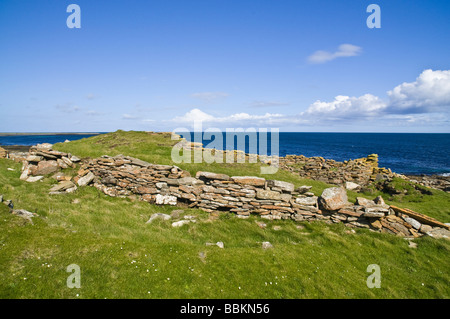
[
  {"x1": 74, "y1": 154, "x2": 450, "y2": 239},
  {"x1": 279, "y1": 154, "x2": 395, "y2": 187},
  {"x1": 3, "y1": 142, "x2": 448, "y2": 239}
]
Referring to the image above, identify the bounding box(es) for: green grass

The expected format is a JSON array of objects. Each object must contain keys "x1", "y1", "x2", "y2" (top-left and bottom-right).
[{"x1": 1, "y1": 130, "x2": 449, "y2": 299}]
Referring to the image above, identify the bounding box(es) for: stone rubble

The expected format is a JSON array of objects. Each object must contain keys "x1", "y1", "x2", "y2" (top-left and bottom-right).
[
  {"x1": 71, "y1": 154, "x2": 449, "y2": 239},
  {"x1": 18, "y1": 143, "x2": 81, "y2": 186},
  {"x1": 405, "y1": 175, "x2": 450, "y2": 193},
  {"x1": 279, "y1": 153, "x2": 395, "y2": 187},
  {"x1": 0, "y1": 195, "x2": 38, "y2": 223},
  {"x1": 2, "y1": 142, "x2": 449, "y2": 240}
]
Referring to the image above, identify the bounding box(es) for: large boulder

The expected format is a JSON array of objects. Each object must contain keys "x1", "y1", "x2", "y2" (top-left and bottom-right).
[
  {"x1": 31, "y1": 160, "x2": 59, "y2": 176},
  {"x1": 318, "y1": 187, "x2": 349, "y2": 211}
]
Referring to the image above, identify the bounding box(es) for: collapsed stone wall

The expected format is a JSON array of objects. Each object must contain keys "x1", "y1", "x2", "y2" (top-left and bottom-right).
[
  {"x1": 19, "y1": 143, "x2": 81, "y2": 183},
  {"x1": 279, "y1": 154, "x2": 395, "y2": 187},
  {"x1": 73, "y1": 154, "x2": 449, "y2": 239},
  {"x1": 4, "y1": 142, "x2": 448, "y2": 239},
  {"x1": 174, "y1": 140, "x2": 396, "y2": 188}
]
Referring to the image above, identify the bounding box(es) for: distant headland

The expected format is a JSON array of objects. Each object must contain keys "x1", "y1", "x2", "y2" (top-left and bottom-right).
[{"x1": 0, "y1": 132, "x2": 102, "y2": 136}]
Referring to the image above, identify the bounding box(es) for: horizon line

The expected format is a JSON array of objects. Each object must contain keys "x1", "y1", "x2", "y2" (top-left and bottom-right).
[{"x1": 1, "y1": 131, "x2": 449, "y2": 135}]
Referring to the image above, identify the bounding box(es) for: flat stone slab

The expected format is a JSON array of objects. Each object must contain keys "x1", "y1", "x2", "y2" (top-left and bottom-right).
[
  {"x1": 77, "y1": 172, "x2": 95, "y2": 187},
  {"x1": 146, "y1": 213, "x2": 171, "y2": 224},
  {"x1": 256, "y1": 189, "x2": 282, "y2": 200},
  {"x1": 196, "y1": 171, "x2": 231, "y2": 181},
  {"x1": 267, "y1": 180, "x2": 294, "y2": 192},
  {"x1": 231, "y1": 176, "x2": 266, "y2": 187}
]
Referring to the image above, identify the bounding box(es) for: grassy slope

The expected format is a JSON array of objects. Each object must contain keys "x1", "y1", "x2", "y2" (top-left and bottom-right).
[{"x1": 0, "y1": 130, "x2": 449, "y2": 299}]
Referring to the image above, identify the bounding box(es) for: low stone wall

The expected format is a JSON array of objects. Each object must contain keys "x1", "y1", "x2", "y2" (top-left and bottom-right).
[
  {"x1": 279, "y1": 154, "x2": 395, "y2": 187},
  {"x1": 73, "y1": 154, "x2": 449, "y2": 239},
  {"x1": 175, "y1": 144, "x2": 397, "y2": 188},
  {"x1": 6, "y1": 142, "x2": 448, "y2": 239}
]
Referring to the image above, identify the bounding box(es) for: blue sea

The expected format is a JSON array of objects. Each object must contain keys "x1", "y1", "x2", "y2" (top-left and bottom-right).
[
  {"x1": 1, "y1": 132, "x2": 449, "y2": 176},
  {"x1": 185, "y1": 132, "x2": 450, "y2": 176},
  {"x1": 0, "y1": 134, "x2": 102, "y2": 147}
]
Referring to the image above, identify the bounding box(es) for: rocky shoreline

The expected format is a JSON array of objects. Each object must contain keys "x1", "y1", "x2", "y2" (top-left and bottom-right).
[{"x1": 405, "y1": 174, "x2": 450, "y2": 193}]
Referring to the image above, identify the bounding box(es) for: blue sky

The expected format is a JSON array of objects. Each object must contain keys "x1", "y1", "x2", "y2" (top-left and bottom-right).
[{"x1": 0, "y1": 0, "x2": 449, "y2": 132}]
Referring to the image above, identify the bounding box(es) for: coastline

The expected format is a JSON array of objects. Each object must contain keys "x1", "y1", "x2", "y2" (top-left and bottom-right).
[
  {"x1": 1, "y1": 132, "x2": 449, "y2": 179},
  {"x1": 0, "y1": 132, "x2": 101, "y2": 136},
  {"x1": 0, "y1": 145, "x2": 31, "y2": 152}
]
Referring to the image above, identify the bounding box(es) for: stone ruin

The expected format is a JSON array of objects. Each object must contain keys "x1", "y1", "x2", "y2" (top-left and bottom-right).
[
  {"x1": 279, "y1": 153, "x2": 396, "y2": 187},
  {"x1": 71, "y1": 154, "x2": 449, "y2": 239},
  {"x1": 2, "y1": 143, "x2": 449, "y2": 239},
  {"x1": 18, "y1": 143, "x2": 81, "y2": 185}
]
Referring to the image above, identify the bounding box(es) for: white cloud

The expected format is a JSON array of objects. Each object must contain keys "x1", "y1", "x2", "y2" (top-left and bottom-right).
[
  {"x1": 303, "y1": 94, "x2": 386, "y2": 120},
  {"x1": 190, "y1": 92, "x2": 229, "y2": 101},
  {"x1": 172, "y1": 108, "x2": 216, "y2": 123},
  {"x1": 171, "y1": 108, "x2": 286, "y2": 127},
  {"x1": 301, "y1": 69, "x2": 450, "y2": 123},
  {"x1": 387, "y1": 69, "x2": 450, "y2": 113},
  {"x1": 308, "y1": 44, "x2": 362, "y2": 64},
  {"x1": 168, "y1": 70, "x2": 450, "y2": 131}
]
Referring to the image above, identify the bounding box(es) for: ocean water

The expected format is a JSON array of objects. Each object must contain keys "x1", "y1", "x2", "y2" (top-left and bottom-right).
[
  {"x1": 0, "y1": 134, "x2": 101, "y2": 147},
  {"x1": 277, "y1": 133, "x2": 450, "y2": 176},
  {"x1": 184, "y1": 132, "x2": 450, "y2": 176},
  {"x1": 1, "y1": 132, "x2": 449, "y2": 176}
]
